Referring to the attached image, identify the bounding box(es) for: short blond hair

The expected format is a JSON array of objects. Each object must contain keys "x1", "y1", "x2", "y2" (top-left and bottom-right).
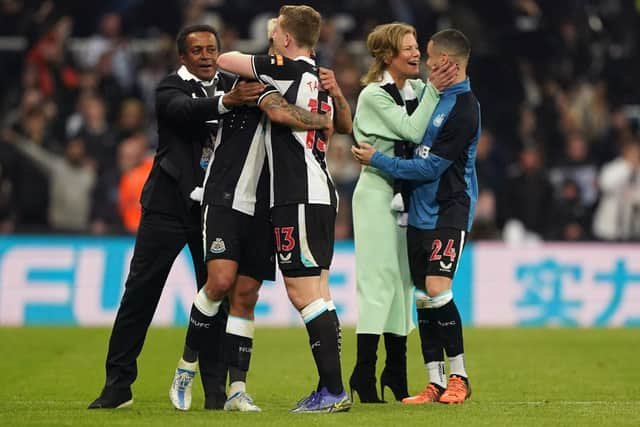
[
  {"x1": 361, "y1": 22, "x2": 417, "y2": 85},
  {"x1": 267, "y1": 17, "x2": 277, "y2": 40},
  {"x1": 278, "y1": 5, "x2": 321, "y2": 49}
]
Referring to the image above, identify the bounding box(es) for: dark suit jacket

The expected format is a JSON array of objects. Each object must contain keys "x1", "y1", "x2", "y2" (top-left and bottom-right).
[{"x1": 140, "y1": 70, "x2": 236, "y2": 218}]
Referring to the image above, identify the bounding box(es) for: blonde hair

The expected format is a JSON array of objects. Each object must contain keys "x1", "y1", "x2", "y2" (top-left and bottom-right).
[
  {"x1": 361, "y1": 22, "x2": 417, "y2": 85},
  {"x1": 278, "y1": 5, "x2": 321, "y2": 49},
  {"x1": 267, "y1": 17, "x2": 277, "y2": 54},
  {"x1": 267, "y1": 18, "x2": 277, "y2": 39}
]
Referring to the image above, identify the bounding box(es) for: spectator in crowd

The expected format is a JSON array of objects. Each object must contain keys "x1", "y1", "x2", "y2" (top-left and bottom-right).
[
  {"x1": 1, "y1": 0, "x2": 640, "y2": 241},
  {"x1": 1, "y1": 108, "x2": 54, "y2": 231},
  {"x1": 550, "y1": 179, "x2": 592, "y2": 241},
  {"x1": 593, "y1": 140, "x2": 640, "y2": 241},
  {"x1": 117, "y1": 133, "x2": 152, "y2": 234},
  {"x1": 10, "y1": 134, "x2": 95, "y2": 232},
  {"x1": 548, "y1": 131, "x2": 598, "y2": 208},
  {"x1": 500, "y1": 144, "x2": 554, "y2": 242}
]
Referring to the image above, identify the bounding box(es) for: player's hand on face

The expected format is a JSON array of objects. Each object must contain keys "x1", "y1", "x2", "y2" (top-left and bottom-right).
[
  {"x1": 351, "y1": 142, "x2": 376, "y2": 165},
  {"x1": 222, "y1": 81, "x2": 266, "y2": 107},
  {"x1": 429, "y1": 60, "x2": 458, "y2": 92},
  {"x1": 319, "y1": 67, "x2": 343, "y2": 98}
]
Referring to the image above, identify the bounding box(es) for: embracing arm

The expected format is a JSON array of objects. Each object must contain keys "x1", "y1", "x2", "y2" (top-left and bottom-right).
[
  {"x1": 370, "y1": 150, "x2": 451, "y2": 181},
  {"x1": 156, "y1": 84, "x2": 223, "y2": 125},
  {"x1": 216, "y1": 52, "x2": 255, "y2": 79},
  {"x1": 156, "y1": 79, "x2": 264, "y2": 125},
  {"x1": 319, "y1": 67, "x2": 352, "y2": 134},
  {"x1": 259, "y1": 92, "x2": 331, "y2": 130},
  {"x1": 354, "y1": 105, "x2": 479, "y2": 181}
]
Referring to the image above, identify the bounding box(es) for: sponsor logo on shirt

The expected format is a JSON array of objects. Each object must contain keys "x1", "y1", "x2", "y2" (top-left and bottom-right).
[
  {"x1": 433, "y1": 113, "x2": 446, "y2": 127},
  {"x1": 278, "y1": 252, "x2": 292, "y2": 264},
  {"x1": 439, "y1": 260, "x2": 453, "y2": 271}
]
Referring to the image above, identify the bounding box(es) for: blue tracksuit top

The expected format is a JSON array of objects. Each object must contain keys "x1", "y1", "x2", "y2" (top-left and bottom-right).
[{"x1": 370, "y1": 78, "x2": 481, "y2": 231}]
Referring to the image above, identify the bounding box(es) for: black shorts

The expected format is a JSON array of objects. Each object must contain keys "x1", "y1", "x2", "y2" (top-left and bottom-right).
[
  {"x1": 270, "y1": 203, "x2": 336, "y2": 277},
  {"x1": 203, "y1": 205, "x2": 275, "y2": 282},
  {"x1": 407, "y1": 226, "x2": 467, "y2": 288}
]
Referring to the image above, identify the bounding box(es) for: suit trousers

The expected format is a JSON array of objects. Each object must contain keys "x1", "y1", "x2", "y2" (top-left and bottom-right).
[{"x1": 103, "y1": 206, "x2": 228, "y2": 396}]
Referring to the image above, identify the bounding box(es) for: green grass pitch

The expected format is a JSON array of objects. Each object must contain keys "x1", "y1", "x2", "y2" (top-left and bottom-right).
[{"x1": 0, "y1": 327, "x2": 638, "y2": 426}]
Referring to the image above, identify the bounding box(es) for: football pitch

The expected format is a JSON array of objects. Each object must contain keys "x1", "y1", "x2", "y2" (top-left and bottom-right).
[{"x1": 1, "y1": 327, "x2": 638, "y2": 426}]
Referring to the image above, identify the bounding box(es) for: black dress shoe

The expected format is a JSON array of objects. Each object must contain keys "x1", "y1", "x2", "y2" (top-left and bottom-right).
[
  {"x1": 88, "y1": 388, "x2": 133, "y2": 409},
  {"x1": 204, "y1": 391, "x2": 227, "y2": 410}
]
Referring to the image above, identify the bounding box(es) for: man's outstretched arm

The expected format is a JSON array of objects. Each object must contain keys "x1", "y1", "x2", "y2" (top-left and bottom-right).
[{"x1": 216, "y1": 52, "x2": 255, "y2": 79}]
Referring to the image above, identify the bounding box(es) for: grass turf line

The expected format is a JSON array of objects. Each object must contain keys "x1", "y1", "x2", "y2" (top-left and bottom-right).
[{"x1": 0, "y1": 327, "x2": 638, "y2": 426}]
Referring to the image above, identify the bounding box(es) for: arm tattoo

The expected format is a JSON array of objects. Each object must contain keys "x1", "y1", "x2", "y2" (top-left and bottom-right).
[
  {"x1": 263, "y1": 93, "x2": 326, "y2": 128},
  {"x1": 333, "y1": 95, "x2": 349, "y2": 112}
]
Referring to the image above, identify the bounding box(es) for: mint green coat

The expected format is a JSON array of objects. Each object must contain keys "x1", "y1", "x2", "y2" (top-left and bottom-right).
[{"x1": 352, "y1": 71, "x2": 440, "y2": 335}]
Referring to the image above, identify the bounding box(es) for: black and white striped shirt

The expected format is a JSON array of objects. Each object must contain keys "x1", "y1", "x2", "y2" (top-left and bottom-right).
[
  {"x1": 202, "y1": 77, "x2": 278, "y2": 217},
  {"x1": 251, "y1": 54, "x2": 338, "y2": 209}
]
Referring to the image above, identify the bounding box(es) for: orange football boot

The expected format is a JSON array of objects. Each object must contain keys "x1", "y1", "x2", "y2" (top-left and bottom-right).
[
  {"x1": 438, "y1": 375, "x2": 471, "y2": 404},
  {"x1": 401, "y1": 383, "x2": 444, "y2": 404}
]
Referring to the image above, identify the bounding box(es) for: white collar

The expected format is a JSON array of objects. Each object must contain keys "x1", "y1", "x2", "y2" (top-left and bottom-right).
[
  {"x1": 177, "y1": 65, "x2": 218, "y2": 86},
  {"x1": 378, "y1": 70, "x2": 395, "y2": 86},
  {"x1": 292, "y1": 56, "x2": 316, "y2": 66},
  {"x1": 376, "y1": 70, "x2": 417, "y2": 101}
]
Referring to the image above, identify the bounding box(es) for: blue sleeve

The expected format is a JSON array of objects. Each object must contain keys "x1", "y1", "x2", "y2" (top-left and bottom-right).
[{"x1": 370, "y1": 151, "x2": 453, "y2": 182}]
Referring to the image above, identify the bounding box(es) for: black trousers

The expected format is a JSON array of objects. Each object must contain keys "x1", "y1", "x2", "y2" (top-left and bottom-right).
[{"x1": 102, "y1": 207, "x2": 228, "y2": 396}]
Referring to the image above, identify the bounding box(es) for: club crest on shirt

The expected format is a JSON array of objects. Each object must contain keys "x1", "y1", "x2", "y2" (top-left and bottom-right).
[
  {"x1": 433, "y1": 113, "x2": 446, "y2": 127},
  {"x1": 210, "y1": 238, "x2": 226, "y2": 254}
]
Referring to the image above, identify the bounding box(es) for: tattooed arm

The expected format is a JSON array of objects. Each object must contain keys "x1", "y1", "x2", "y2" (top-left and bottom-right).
[{"x1": 259, "y1": 92, "x2": 331, "y2": 131}]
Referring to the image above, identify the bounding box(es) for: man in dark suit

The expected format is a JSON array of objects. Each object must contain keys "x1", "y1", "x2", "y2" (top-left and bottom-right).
[{"x1": 88, "y1": 24, "x2": 265, "y2": 410}]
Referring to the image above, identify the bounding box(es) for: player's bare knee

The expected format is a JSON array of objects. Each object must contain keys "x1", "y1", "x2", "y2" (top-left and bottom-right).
[
  {"x1": 204, "y1": 275, "x2": 233, "y2": 299},
  {"x1": 425, "y1": 276, "x2": 452, "y2": 297},
  {"x1": 231, "y1": 291, "x2": 259, "y2": 316}
]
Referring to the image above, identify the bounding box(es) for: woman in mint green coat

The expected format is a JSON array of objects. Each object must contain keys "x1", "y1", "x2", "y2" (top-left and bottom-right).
[{"x1": 349, "y1": 22, "x2": 455, "y2": 402}]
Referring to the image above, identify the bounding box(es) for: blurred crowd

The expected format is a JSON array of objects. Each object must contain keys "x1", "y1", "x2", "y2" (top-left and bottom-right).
[{"x1": 1, "y1": 0, "x2": 639, "y2": 241}]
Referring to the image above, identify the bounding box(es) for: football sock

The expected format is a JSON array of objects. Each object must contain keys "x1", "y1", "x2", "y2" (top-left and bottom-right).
[
  {"x1": 326, "y1": 300, "x2": 342, "y2": 355},
  {"x1": 427, "y1": 361, "x2": 447, "y2": 389},
  {"x1": 436, "y1": 299, "x2": 467, "y2": 376},
  {"x1": 182, "y1": 344, "x2": 198, "y2": 363},
  {"x1": 184, "y1": 288, "x2": 222, "y2": 359},
  {"x1": 448, "y1": 354, "x2": 468, "y2": 379},
  {"x1": 225, "y1": 315, "x2": 254, "y2": 384},
  {"x1": 417, "y1": 308, "x2": 445, "y2": 364},
  {"x1": 317, "y1": 300, "x2": 342, "y2": 391},
  {"x1": 229, "y1": 380, "x2": 246, "y2": 397},
  {"x1": 302, "y1": 299, "x2": 343, "y2": 395}
]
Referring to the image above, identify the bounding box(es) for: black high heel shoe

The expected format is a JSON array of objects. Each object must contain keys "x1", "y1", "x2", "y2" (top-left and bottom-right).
[
  {"x1": 349, "y1": 367, "x2": 385, "y2": 403},
  {"x1": 380, "y1": 333, "x2": 409, "y2": 401},
  {"x1": 379, "y1": 367, "x2": 409, "y2": 401}
]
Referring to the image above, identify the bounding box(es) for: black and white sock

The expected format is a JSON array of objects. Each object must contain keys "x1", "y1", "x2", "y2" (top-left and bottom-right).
[
  {"x1": 225, "y1": 315, "x2": 254, "y2": 396},
  {"x1": 183, "y1": 288, "x2": 222, "y2": 362},
  {"x1": 302, "y1": 298, "x2": 343, "y2": 395},
  {"x1": 417, "y1": 307, "x2": 446, "y2": 388},
  {"x1": 437, "y1": 299, "x2": 467, "y2": 378}
]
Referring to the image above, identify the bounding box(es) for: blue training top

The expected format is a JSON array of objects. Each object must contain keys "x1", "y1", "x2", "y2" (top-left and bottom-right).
[{"x1": 371, "y1": 78, "x2": 481, "y2": 231}]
